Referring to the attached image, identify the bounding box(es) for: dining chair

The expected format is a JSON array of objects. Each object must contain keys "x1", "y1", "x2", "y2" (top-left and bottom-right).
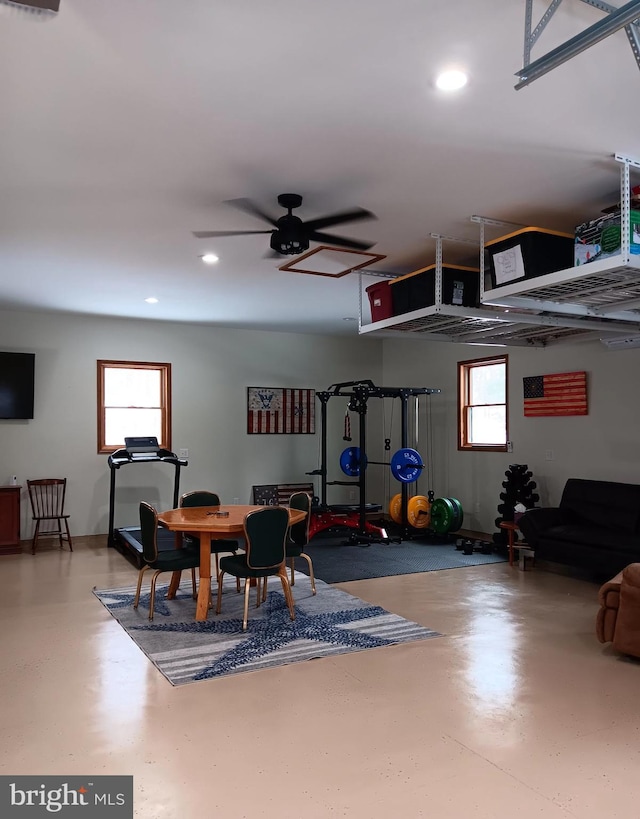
[
  {"x1": 26, "y1": 478, "x2": 73, "y2": 555},
  {"x1": 285, "y1": 491, "x2": 316, "y2": 595},
  {"x1": 179, "y1": 490, "x2": 240, "y2": 578},
  {"x1": 134, "y1": 501, "x2": 200, "y2": 621},
  {"x1": 216, "y1": 506, "x2": 295, "y2": 631}
]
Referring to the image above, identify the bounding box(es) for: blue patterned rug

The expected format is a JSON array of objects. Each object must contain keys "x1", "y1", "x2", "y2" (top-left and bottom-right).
[{"x1": 93, "y1": 573, "x2": 441, "y2": 685}]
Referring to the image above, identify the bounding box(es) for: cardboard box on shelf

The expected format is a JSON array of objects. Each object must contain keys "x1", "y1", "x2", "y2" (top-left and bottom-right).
[{"x1": 575, "y1": 209, "x2": 640, "y2": 266}]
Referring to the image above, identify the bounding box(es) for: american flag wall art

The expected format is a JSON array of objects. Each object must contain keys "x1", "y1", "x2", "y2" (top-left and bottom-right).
[
  {"x1": 523, "y1": 371, "x2": 587, "y2": 417},
  {"x1": 247, "y1": 387, "x2": 316, "y2": 434}
]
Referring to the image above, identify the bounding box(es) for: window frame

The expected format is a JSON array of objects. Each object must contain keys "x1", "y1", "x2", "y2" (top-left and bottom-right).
[
  {"x1": 458, "y1": 353, "x2": 508, "y2": 452},
  {"x1": 97, "y1": 359, "x2": 172, "y2": 455}
]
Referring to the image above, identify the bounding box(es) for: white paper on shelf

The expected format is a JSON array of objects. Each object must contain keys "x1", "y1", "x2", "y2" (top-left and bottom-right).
[{"x1": 492, "y1": 245, "x2": 525, "y2": 285}]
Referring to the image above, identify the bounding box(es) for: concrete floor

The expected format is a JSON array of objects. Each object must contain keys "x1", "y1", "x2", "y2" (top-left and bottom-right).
[{"x1": 1, "y1": 536, "x2": 638, "y2": 818}]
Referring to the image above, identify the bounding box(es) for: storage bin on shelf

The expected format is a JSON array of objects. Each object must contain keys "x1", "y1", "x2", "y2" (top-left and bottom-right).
[
  {"x1": 389, "y1": 264, "x2": 480, "y2": 316},
  {"x1": 365, "y1": 280, "x2": 394, "y2": 322},
  {"x1": 485, "y1": 227, "x2": 574, "y2": 288},
  {"x1": 574, "y1": 209, "x2": 640, "y2": 266}
]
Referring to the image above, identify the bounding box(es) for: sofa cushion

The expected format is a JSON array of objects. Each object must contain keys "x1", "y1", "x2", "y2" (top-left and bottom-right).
[
  {"x1": 560, "y1": 479, "x2": 640, "y2": 534},
  {"x1": 543, "y1": 523, "x2": 640, "y2": 553}
]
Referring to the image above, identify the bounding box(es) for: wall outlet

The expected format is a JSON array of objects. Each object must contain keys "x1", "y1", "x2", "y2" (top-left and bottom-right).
[
  {"x1": 545, "y1": 449, "x2": 554, "y2": 461},
  {"x1": 349, "y1": 490, "x2": 357, "y2": 501},
  {"x1": 506, "y1": 440, "x2": 513, "y2": 453},
  {"x1": 179, "y1": 448, "x2": 189, "y2": 458}
]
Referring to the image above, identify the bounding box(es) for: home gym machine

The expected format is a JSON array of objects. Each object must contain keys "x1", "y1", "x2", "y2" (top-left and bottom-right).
[
  {"x1": 107, "y1": 436, "x2": 187, "y2": 566},
  {"x1": 309, "y1": 380, "x2": 441, "y2": 544}
]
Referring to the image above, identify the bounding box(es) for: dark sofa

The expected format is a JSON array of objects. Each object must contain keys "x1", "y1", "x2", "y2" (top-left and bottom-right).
[{"x1": 518, "y1": 478, "x2": 640, "y2": 577}]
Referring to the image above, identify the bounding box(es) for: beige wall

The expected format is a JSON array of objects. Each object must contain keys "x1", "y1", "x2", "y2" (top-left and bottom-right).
[
  {"x1": 0, "y1": 309, "x2": 383, "y2": 538},
  {"x1": 382, "y1": 336, "x2": 640, "y2": 533},
  {"x1": 4, "y1": 305, "x2": 638, "y2": 542}
]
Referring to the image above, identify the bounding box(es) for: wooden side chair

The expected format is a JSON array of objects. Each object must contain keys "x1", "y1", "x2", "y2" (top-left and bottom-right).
[
  {"x1": 179, "y1": 490, "x2": 240, "y2": 578},
  {"x1": 134, "y1": 502, "x2": 200, "y2": 620},
  {"x1": 285, "y1": 491, "x2": 316, "y2": 595},
  {"x1": 27, "y1": 478, "x2": 73, "y2": 555},
  {"x1": 216, "y1": 506, "x2": 295, "y2": 631}
]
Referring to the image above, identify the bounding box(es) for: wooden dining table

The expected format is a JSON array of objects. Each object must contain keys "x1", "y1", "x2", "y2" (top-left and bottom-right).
[{"x1": 157, "y1": 504, "x2": 306, "y2": 621}]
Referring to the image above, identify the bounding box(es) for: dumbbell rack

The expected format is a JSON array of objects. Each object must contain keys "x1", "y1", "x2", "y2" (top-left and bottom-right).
[
  {"x1": 493, "y1": 463, "x2": 539, "y2": 548},
  {"x1": 313, "y1": 380, "x2": 440, "y2": 543}
]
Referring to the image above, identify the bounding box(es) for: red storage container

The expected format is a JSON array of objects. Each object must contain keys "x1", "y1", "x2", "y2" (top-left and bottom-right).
[{"x1": 366, "y1": 280, "x2": 394, "y2": 322}]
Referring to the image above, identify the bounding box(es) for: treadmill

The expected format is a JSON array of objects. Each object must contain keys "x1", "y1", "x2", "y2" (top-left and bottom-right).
[{"x1": 107, "y1": 436, "x2": 187, "y2": 566}]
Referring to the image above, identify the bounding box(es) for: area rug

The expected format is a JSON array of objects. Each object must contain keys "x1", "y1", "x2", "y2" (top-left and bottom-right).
[
  {"x1": 93, "y1": 573, "x2": 441, "y2": 685},
  {"x1": 294, "y1": 537, "x2": 507, "y2": 584}
]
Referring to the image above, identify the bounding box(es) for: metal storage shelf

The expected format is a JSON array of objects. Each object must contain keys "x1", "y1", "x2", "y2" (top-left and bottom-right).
[
  {"x1": 483, "y1": 254, "x2": 640, "y2": 320},
  {"x1": 358, "y1": 302, "x2": 640, "y2": 347},
  {"x1": 358, "y1": 153, "x2": 640, "y2": 347}
]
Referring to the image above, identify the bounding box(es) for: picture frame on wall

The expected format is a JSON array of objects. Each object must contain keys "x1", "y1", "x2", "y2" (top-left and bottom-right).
[{"x1": 247, "y1": 387, "x2": 315, "y2": 434}]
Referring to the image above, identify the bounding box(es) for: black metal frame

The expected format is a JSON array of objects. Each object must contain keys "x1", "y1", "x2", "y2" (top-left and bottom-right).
[{"x1": 314, "y1": 380, "x2": 440, "y2": 541}]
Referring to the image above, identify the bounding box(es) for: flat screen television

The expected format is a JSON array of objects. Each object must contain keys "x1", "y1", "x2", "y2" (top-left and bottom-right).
[{"x1": 0, "y1": 352, "x2": 35, "y2": 419}]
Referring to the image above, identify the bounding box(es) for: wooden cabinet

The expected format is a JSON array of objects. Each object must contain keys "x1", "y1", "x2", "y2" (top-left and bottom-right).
[{"x1": 0, "y1": 486, "x2": 22, "y2": 554}]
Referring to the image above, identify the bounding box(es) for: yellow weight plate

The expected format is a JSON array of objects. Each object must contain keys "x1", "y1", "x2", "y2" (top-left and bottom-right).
[
  {"x1": 389, "y1": 493, "x2": 403, "y2": 524},
  {"x1": 407, "y1": 495, "x2": 431, "y2": 529}
]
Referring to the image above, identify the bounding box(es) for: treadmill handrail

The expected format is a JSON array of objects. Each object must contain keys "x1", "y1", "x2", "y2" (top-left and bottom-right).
[{"x1": 108, "y1": 448, "x2": 187, "y2": 468}]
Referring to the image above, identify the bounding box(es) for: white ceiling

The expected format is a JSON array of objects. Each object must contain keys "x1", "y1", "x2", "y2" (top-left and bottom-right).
[{"x1": 1, "y1": 0, "x2": 638, "y2": 336}]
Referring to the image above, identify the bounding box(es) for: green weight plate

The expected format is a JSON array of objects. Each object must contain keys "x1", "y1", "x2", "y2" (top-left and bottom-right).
[
  {"x1": 430, "y1": 497, "x2": 455, "y2": 534},
  {"x1": 448, "y1": 497, "x2": 464, "y2": 531}
]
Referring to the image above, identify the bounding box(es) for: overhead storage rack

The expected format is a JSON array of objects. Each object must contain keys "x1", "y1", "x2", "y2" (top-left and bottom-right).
[
  {"x1": 481, "y1": 154, "x2": 640, "y2": 322},
  {"x1": 358, "y1": 154, "x2": 640, "y2": 347}
]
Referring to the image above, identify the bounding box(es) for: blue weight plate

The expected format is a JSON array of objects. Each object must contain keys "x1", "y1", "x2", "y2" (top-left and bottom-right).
[
  {"x1": 390, "y1": 447, "x2": 423, "y2": 484},
  {"x1": 339, "y1": 447, "x2": 367, "y2": 477}
]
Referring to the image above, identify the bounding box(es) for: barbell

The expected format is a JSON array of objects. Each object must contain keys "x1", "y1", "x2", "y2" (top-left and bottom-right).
[{"x1": 339, "y1": 446, "x2": 425, "y2": 484}]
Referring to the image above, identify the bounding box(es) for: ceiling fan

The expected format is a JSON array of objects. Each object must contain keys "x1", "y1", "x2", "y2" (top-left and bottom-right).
[{"x1": 193, "y1": 193, "x2": 377, "y2": 256}]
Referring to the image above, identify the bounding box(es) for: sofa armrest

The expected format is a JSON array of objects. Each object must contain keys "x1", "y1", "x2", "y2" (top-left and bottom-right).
[
  {"x1": 517, "y1": 507, "x2": 564, "y2": 547},
  {"x1": 622, "y1": 563, "x2": 640, "y2": 587},
  {"x1": 612, "y1": 563, "x2": 640, "y2": 658}
]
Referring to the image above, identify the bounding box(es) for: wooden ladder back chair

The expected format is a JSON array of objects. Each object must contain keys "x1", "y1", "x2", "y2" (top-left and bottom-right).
[{"x1": 26, "y1": 478, "x2": 73, "y2": 555}]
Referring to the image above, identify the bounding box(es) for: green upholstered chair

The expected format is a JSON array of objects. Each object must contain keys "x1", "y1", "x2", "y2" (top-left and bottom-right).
[
  {"x1": 179, "y1": 490, "x2": 240, "y2": 578},
  {"x1": 133, "y1": 501, "x2": 200, "y2": 621},
  {"x1": 216, "y1": 506, "x2": 295, "y2": 631},
  {"x1": 285, "y1": 491, "x2": 316, "y2": 595}
]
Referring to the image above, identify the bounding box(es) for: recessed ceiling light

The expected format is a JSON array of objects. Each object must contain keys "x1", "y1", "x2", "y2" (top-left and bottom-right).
[
  {"x1": 201, "y1": 253, "x2": 219, "y2": 264},
  {"x1": 435, "y1": 69, "x2": 468, "y2": 91},
  {"x1": 145, "y1": 297, "x2": 158, "y2": 304}
]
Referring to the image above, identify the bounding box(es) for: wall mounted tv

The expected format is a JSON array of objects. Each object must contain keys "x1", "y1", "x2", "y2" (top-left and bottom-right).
[{"x1": 0, "y1": 352, "x2": 35, "y2": 419}]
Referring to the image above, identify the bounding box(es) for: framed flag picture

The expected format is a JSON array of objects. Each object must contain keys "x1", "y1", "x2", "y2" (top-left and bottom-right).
[
  {"x1": 247, "y1": 387, "x2": 316, "y2": 434},
  {"x1": 523, "y1": 371, "x2": 587, "y2": 417}
]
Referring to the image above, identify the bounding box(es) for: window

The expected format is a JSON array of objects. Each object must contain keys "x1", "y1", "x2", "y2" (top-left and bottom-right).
[
  {"x1": 97, "y1": 360, "x2": 171, "y2": 454},
  {"x1": 458, "y1": 354, "x2": 508, "y2": 451}
]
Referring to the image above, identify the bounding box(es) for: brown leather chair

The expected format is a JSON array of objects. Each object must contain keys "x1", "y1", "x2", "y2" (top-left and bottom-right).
[{"x1": 596, "y1": 563, "x2": 640, "y2": 658}]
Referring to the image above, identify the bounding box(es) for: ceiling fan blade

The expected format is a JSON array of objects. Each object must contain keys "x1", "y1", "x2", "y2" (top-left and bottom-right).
[
  {"x1": 192, "y1": 230, "x2": 274, "y2": 238},
  {"x1": 224, "y1": 198, "x2": 280, "y2": 227},
  {"x1": 308, "y1": 231, "x2": 376, "y2": 251},
  {"x1": 303, "y1": 207, "x2": 376, "y2": 233}
]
